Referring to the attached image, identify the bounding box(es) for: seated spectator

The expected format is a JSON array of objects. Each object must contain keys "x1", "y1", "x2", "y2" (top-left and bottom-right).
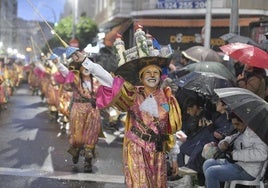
[
  {"x1": 178, "y1": 99, "x2": 234, "y2": 186},
  {"x1": 202, "y1": 100, "x2": 236, "y2": 160},
  {"x1": 212, "y1": 100, "x2": 234, "y2": 141},
  {"x1": 233, "y1": 60, "x2": 244, "y2": 77},
  {"x1": 261, "y1": 31, "x2": 268, "y2": 52},
  {"x1": 167, "y1": 130, "x2": 187, "y2": 181},
  {"x1": 177, "y1": 98, "x2": 214, "y2": 185},
  {"x1": 237, "y1": 65, "x2": 266, "y2": 99},
  {"x1": 179, "y1": 51, "x2": 195, "y2": 67},
  {"x1": 203, "y1": 112, "x2": 268, "y2": 188}
]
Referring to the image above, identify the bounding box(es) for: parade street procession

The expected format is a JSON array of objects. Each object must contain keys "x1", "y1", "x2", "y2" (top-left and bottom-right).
[{"x1": 0, "y1": 0, "x2": 268, "y2": 187}]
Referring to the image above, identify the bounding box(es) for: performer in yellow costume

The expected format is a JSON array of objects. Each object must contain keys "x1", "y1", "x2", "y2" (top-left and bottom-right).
[{"x1": 65, "y1": 26, "x2": 182, "y2": 187}]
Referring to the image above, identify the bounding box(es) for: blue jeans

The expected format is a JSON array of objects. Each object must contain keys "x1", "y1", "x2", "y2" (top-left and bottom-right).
[{"x1": 203, "y1": 158, "x2": 255, "y2": 188}]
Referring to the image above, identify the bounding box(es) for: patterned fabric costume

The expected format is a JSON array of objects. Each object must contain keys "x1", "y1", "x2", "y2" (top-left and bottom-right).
[
  {"x1": 53, "y1": 61, "x2": 101, "y2": 172},
  {"x1": 68, "y1": 73, "x2": 101, "y2": 149},
  {"x1": 83, "y1": 60, "x2": 182, "y2": 188},
  {"x1": 28, "y1": 65, "x2": 41, "y2": 95},
  {"x1": 64, "y1": 25, "x2": 182, "y2": 184}
]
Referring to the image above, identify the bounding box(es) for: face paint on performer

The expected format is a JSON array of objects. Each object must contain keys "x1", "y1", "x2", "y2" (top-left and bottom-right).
[{"x1": 139, "y1": 65, "x2": 161, "y2": 89}]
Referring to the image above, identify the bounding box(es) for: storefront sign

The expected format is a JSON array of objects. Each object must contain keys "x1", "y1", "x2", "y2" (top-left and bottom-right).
[
  {"x1": 143, "y1": 26, "x2": 248, "y2": 51},
  {"x1": 156, "y1": 0, "x2": 206, "y2": 9}
]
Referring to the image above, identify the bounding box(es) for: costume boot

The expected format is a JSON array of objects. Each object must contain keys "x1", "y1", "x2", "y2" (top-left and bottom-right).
[
  {"x1": 67, "y1": 146, "x2": 80, "y2": 164},
  {"x1": 84, "y1": 147, "x2": 94, "y2": 173},
  {"x1": 84, "y1": 157, "x2": 93, "y2": 173}
]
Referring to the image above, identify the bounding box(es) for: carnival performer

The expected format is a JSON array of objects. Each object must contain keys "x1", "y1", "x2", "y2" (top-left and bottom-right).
[
  {"x1": 27, "y1": 60, "x2": 42, "y2": 96},
  {"x1": 0, "y1": 62, "x2": 8, "y2": 111},
  {"x1": 39, "y1": 59, "x2": 52, "y2": 101},
  {"x1": 65, "y1": 26, "x2": 182, "y2": 187},
  {"x1": 57, "y1": 82, "x2": 73, "y2": 132},
  {"x1": 3, "y1": 59, "x2": 16, "y2": 97},
  {"x1": 43, "y1": 56, "x2": 61, "y2": 121},
  {"x1": 50, "y1": 53, "x2": 101, "y2": 173},
  {"x1": 14, "y1": 61, "x2": 25, "y2": 87}
]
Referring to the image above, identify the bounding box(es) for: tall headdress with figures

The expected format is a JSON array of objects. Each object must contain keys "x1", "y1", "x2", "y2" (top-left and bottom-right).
[{"x1": 113, "y1": 25, "x2": 173, "y2": 85}]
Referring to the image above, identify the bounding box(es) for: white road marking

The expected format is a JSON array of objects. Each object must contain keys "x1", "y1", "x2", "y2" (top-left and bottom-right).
[
  {"x1": 0, "y1": 167, "x2": 125, "y2": 184},
  {"x1": 41, "y1": 146, "x2": 54, "y2": 172}
]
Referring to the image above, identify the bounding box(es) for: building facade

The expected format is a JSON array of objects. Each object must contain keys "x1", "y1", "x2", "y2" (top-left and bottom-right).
[
  {"x1": 0, "y1": 0, "x2": 17, "y2": 52},
  {"x1": 93, "y1": 0, "x2": 268, "y2": 51},
  {"x1": 60, "y1": 0, "x2": 96, "y2": 21},
  {"x1": 0, "y1": 0, "x2": 54, "y2": 61}
]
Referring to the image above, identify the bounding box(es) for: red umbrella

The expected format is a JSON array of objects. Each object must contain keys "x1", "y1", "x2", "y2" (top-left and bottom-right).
[{"x1": 220, "y1": 42, "x2": 268, "y2": 69}]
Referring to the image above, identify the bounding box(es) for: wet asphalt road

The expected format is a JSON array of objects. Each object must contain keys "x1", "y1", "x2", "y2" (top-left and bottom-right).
[
  {"x1": 2, "y1": 84, "x2": 265, "y2": 188},
  {"x1": 0, "y1": 83, "x2": 125, "y2": 188}
]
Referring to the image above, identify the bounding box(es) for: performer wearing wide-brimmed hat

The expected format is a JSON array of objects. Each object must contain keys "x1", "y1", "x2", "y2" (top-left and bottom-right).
[{"x1": 65, "y1": 25, "x2": 182, "y2": 187}]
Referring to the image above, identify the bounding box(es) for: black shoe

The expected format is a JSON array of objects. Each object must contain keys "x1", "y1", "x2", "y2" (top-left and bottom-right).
[{"x1": 167, "y1": 174, "x2": 183, "y2": 181}]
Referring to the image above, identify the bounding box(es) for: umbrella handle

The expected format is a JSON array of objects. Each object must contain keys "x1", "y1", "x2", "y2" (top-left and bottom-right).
[{"x1": 237, "y1": 66, "x2": 246, "y2": 80}]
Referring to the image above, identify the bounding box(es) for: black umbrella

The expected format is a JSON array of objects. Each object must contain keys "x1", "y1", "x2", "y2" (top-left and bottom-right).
[
  {"x1": 175, "y1": 71, "x2": 233, "y2": 97},
  {"x1": 181, "y1": 61, "x2": 237, "y2": 84},
  {"x1": 214, "y1": 87, "x2": 268, "y2": 145}
]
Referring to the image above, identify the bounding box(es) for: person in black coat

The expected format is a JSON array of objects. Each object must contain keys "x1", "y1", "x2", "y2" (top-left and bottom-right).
[{"x1": 177, "y1": 99, "x2": 234, "y2": 186}]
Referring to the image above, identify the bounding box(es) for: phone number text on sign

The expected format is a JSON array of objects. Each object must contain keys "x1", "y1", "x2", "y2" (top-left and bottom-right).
[{"x1": 156, "y1": 0, "x2": 206, "y2": 9}]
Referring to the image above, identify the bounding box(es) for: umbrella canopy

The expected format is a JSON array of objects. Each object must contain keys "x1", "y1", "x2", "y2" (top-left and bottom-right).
[
  {"x1": 180, "y1": 61, "x2": 236, "y2": 84},
  {"x1": 182, "y1": 46, "x2": 222, "y2": 62},
  {"x1": 220, "y1": 33, "x2": 263, "y2": 49},
  {"x1": 214, "y1": 87, "x2": 268, "y2": 145},
  {"x1": 220, "y1": 42, "x2": 268, "y2": 69},
  {"x1": 175, "y1": 71, "x2": 233, "y2": 97}
]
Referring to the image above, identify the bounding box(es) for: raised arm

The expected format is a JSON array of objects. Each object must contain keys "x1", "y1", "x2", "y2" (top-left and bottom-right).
[
  {"x1": 55, "y1": 61, "x2": 69, "y2": 77},
  {"x1": 82, "y1": 58, "x2": 114, "y2": 88}
]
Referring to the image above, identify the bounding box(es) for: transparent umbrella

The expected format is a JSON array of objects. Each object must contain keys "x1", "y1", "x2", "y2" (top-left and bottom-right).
[
  {"x1": 182, "y1": 46, "x2": 222, "y2": 62},
  {"x1": 220, "y1": 33, "x2": 263, "y2": 49},
  {"x1": 180, "y1": 61, "x2": 237, "y2": 84},
  {"x1": 175, "y1": 71, "x2": 234, "y2": 98}
]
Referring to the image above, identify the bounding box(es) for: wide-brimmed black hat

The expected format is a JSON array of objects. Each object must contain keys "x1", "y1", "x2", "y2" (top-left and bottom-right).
[{"x1": 114, "y1": 56, "x2": 170, "y2": 85}]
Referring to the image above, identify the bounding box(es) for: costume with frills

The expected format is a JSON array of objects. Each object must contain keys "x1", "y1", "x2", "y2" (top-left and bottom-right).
[{"x1": 96, "y1": 76, "x2": 181, "y2": 187}]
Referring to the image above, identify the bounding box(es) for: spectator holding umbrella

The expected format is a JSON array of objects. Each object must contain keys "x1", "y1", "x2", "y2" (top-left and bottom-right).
[
  {"x1": 237, "y1": 64, "x2": 266, "y2": 99},
  {"x1": 220, "y1": 43, "x2": 267, "y2": 99},
  {"x1": 203, "y1": 112, "x2": 268, "y2": 188},
  {"x1": 261, "y1": 32, "x2": 268, "y2": 52}
]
